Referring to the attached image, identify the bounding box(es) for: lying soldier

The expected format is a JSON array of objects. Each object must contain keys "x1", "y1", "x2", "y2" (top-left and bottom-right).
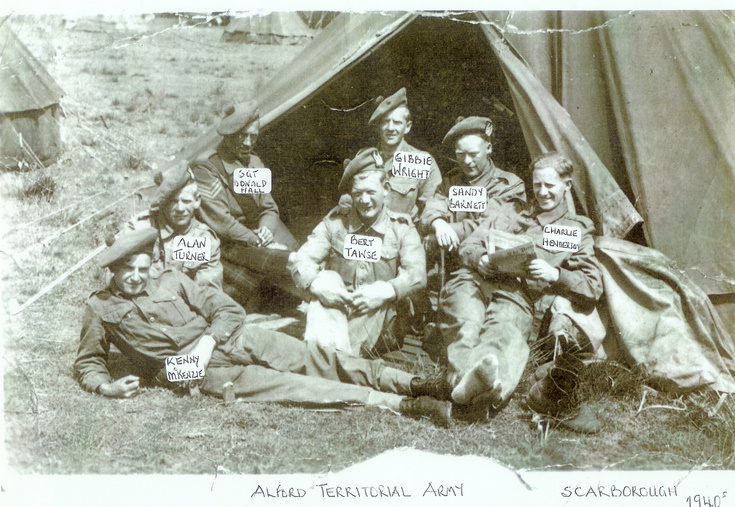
[
  {"x1": 439, "y1": 152, "x2": 603, "y2": 419},
  {"x1": 289, "y1": 148, "x2": 427, "y2": 357},
  {"x1": 75, "y1": 228, "x2": 452, "y2": 426},
  {"x1": 129, "y1": 162, "x2": 223, "y2": 289}
]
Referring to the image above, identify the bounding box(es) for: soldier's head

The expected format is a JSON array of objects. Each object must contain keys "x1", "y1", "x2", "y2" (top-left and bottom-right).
[
  {"x1": 369, "y1": 88, "x2": 412, "y2": 151},
  {"x1": 531, "y1": 152, "x2": 573, "y2": 212},
  {"x1": 98, "y1": 228, "x2": 157, "y2": 297},
  {"x1": 339, "y1": 148, "x2": 389, "y2": 225},
  {"x1": 150, "y1": 163, "x2": 200, "y2": 233},
  {"x1": 443, "y1": 116, "x2": 494, "y2": 179},
  {"x1": 217, "y1": 101, "x2": 260, "y2": 162}
]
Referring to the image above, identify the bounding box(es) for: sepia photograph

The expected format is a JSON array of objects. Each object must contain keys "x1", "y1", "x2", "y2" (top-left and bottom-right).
[{"x1": 1, "y1": 2, "x2": 734, "y2": 504}]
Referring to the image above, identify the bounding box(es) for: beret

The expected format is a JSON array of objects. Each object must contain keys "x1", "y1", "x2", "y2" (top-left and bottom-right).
[
  {"x1": 368, "y1": 87, "x2": 407, "y2": 126},
  {"x1": 149, "y1": 161, "x2": 193, "y2": 213},
  {"x1": 97, "y1": 228, "x2": 158, "y2": 268},
  {"x1": 442, "y1": 116, "x2": 493, "y2": 145},
  {"x1": 216, "y1": 100, "x2": 259, "y2": 136},
  {"x1": 338, "y1": 148, "x2": 385, "y2": 194}
]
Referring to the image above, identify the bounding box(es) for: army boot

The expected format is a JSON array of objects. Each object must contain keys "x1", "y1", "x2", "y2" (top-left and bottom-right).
[
  {"x1": 410, "y1": 369, "x2": 452, "y2": 400},
  {"x1": 399, "y1": 396, "x2": 452, "y2": 427}
]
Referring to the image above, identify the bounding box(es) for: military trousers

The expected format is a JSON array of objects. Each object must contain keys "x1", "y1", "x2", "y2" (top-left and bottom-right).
[
  {"x1": 199, "y1": 325, "x2": 414, "y2": 405},
  {"x1": 438, "y1": 271, "x2": 533, "y2": 405}
]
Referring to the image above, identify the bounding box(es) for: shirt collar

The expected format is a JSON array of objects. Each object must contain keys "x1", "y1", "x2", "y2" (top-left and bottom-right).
[
  {"x1": 109, "y1": 280, "x2": 149, "y2": 300},
  {"x1": 534, "y1": 202, "x2": 569, "y2": 226},
  {"x1": 158, "y1": 218, "x2": 196, "y2": 240},
  {"x1": 347, "y1": 206, "x2": 389, "y2": 235},
  {"x1": 379, "y1": 139, "x2": 409, "y2": 164}
]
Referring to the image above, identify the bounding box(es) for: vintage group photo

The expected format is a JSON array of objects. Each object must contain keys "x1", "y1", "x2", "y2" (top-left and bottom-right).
[{"x1": 2, "y1": 9, "x2": 734, "y2": 478}]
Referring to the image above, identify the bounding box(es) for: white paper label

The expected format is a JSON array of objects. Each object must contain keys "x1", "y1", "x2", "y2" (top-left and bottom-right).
[
  {"x1": 233, "y1": 168, "x2": 272, "y2": 194},
  {"x1": 165, "y1": 354, "x2": 204, "y2": 382},
  {"x1": 391, "y1": 151, "x2": 432, "y2": 179},
  {"x1": 448, "y1": 186, "x2": 487, "y2": 212},
  {"x1": 172, "y1": 235, "x2": 210, "y2": 263},
  {"x1": 542, "y1": 224, "x2": 581, "y2": 252},
  {"x1": 343, "y1": 234, "x2": 383, "y2": 263}
]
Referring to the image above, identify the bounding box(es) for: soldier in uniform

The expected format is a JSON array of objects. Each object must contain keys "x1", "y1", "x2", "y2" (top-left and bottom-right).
[
  {"x1": 337, "y1": 87, "x2": 442, "y2": 222},
  {"x1": 189, "y1": 101, "x2": 299, "y2": 304},
  {"x1": 438, "y1": 152, "x2": 603, "y2": 417},
  {"x1": 419, "y1": 117, "x2": 526, "y2": 356},
  {"x1": 289, "y1": 148, "x2": 429, "y2": 357},
  {"x1": 75, "y1": 228, "x2": 452, "y2": 426},
  {"x1": 421, "y1": 116, "x2": 526, "y2": 252},
  {"x1": 128, "y1": 162, "x2": 223, "y2": 289}
]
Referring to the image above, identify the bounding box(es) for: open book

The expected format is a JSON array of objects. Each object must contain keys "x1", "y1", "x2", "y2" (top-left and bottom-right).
[{"x1": 486, "y1": 229, "x2": 537, "y2": 276}]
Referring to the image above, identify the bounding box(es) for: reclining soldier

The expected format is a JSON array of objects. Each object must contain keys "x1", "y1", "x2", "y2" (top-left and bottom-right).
[
  {"x1": 75, "y1": 228, "x2": 452, "y2": 425},
  {"x1": 289, "y1": 148, "x2": 429, "y2": 357},
  {"x1": 438, "y1": 152, "x2": 603, "y2": 421}
]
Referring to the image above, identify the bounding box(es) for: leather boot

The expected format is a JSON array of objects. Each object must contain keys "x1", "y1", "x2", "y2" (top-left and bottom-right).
[{"x1": 399, "y1": 396, "x2": 452, "y2": 427}]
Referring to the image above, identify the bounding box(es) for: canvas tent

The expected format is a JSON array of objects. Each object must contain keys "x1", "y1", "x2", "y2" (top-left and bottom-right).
[
  {"x1": 0, "y1": 21, "x2": 64, "y2": 170},
  {"x1": 173, "y1": 11, "x2": 735, "y2": 390},
  {"x1": 221, "y1": 12, "x2": 313, "y2": 44}
]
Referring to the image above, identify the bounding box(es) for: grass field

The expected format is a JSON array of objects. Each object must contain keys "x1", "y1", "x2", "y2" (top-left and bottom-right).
[{"x1": 2, "y1": 14, "x2": 733, "y2": 476}]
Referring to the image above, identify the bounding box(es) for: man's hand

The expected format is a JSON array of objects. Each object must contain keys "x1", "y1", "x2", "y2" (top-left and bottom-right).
[
  {"x1": 98, "y1": 375, "x2": 140, "y2": 398},
  {"x1": 527, "y1": 259, "x2": 560, "y2": 283},
  {"x1": 477, "y1": 254, "x2": 499, "y2": 278},
  {"x1": 432, "y1": 219, "x2": 460, "y2": 251},
  {"x1": 189, "y1": 334, "x2": 217, "y2": 373},
  {"x1": 351, "y1": 281, "x2": 395, "y2": 315},
  {"x1": 255, "y1": 226, "x2": 274, "y2": 247},
  {"x1": 310, "y1": 272, "x2": 353, "y2": 309}
]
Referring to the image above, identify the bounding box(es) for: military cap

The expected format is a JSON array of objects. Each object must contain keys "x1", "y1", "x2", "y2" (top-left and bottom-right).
[
  {"x1": 149, "y1": 161, "x2": 193, "y2": 214},
  {"x1": 216, "y1": 100, "x2": 259, "y2": 136},
  {"x1": 442, "y1": 116, "x2": 494, "y2": 145},
  {"x1": 338, "y1": 148, "x2": 385, "y2": 194},
  {"x1": 368, "y1": 87, "x2": 408, "y2": 126},
  {"x1": 97, "y1": 228, "x2": 158, "y2": 268}
]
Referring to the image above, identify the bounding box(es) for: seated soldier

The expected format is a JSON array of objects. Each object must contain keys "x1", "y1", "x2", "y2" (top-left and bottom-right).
[
  {"x1": 289, "y1": 148, "x2": 428, "y2": 357},
  {"x1": 438, "y1": 152, "x2": 603, "y2": 416},
  {"x1": 421, "y1": 116, "x2": 526, "y2": 254},
  {"x1": 419, "y1": 117, "x2": 526, "y2": 345},
  {"x1": 337, "y1": 87, "x2": 442, "y2": 222},
  {"x1": 75, "y1": 228, "x2": 452, "y2": 426},
  {"x1": 128, "y1": 162, "x2": 223, "y2": 289},
  {"x1": 189, "y1": 101, "x2": 299, "y2": 304}
]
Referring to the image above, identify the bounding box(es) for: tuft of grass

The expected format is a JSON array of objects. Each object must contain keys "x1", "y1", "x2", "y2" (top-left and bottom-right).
[{"x1": 20, "y1": 172, "x2": 57, "y2": 202}]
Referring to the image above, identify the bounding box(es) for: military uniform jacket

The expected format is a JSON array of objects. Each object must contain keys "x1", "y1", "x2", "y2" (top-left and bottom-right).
[
  {"x1": 190, "y1": 144, "x2": 281, "y2": 246},
  {"x1": 75, "y1": 269, "x2": 246, "y2": 392},
  {"x1": 458, "y1": 200, "x2": 603, "y2": 306},
  {"x1": 421, "y1": 162, "x2": 526, "y2": 242},
  {"x1": 127, "y1": 215, "x2": 223, "y2": 290},
  {"x1": 290, "y1": 207, "x2": 427, "y2": 301},
  {"x1": 343, "y1": 140, "x2": 441, "y2": 221}
]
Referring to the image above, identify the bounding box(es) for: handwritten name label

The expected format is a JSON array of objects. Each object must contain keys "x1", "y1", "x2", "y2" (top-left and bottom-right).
[
  {"x1": 542, "y1": 224, "x2": 580, "y2": 252},
  {"x1": 391, "y1": 152, "x2": 431, "y2": 179},
  {"x1": 343, "y1": 234, "x2": 382, "y2": 263},
  {"x1": 251, "y1": 482, "x2": 464, "y2": 499},
  {"x1": 448, "y1": 186, "x2": 487, "y2": 212},
  {"x1": 172, "y1": 236, "x2": 210, "y2": 263},
  {"x1": 165, "y1": 354, "x2": 204, "y2": 382},
  {"x1": 233, "y1": 168, "x2": 272, "y2": 194}
]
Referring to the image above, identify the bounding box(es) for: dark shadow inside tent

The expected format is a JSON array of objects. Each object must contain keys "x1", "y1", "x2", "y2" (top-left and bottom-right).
[{"x1": 256, "y1": 15, "x2": 532, "y2": 242}]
